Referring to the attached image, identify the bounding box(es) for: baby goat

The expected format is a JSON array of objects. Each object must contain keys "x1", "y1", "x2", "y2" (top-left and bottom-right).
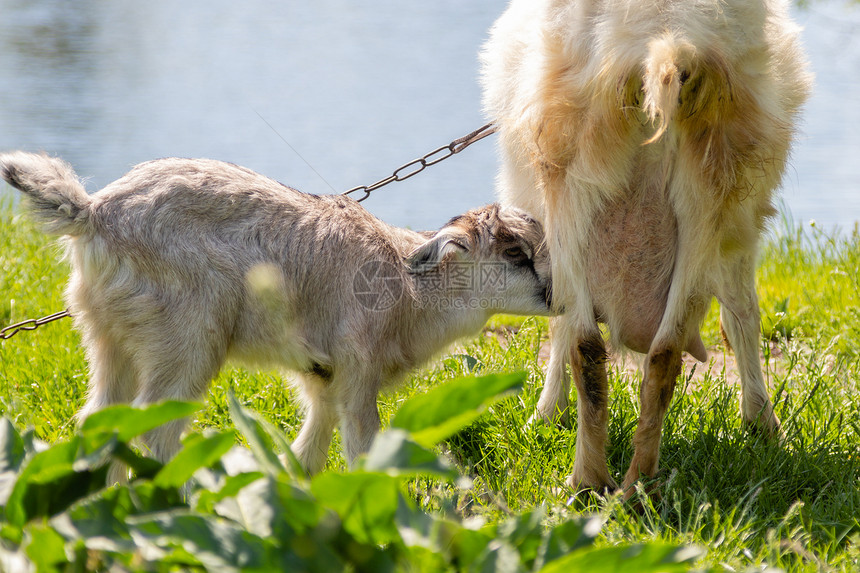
[{"x1": 1, "y1": 152, "x2": 552, "y2": 478}]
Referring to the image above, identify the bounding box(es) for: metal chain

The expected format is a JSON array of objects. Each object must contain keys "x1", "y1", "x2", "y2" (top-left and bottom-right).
[
  {"x1": 0, "y1": 309, "x2": 71, "y2": 340},
  {"x1": 343, "y1": 122, "x2": 497, "y2": 202}
]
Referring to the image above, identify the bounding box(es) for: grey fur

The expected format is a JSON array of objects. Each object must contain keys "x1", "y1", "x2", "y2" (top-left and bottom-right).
[{"x1": 1, "y1": 151, "x2": 552, "y2": 479}]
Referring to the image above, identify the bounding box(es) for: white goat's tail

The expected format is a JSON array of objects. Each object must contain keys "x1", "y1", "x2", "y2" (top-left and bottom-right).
[
  {"x1": 0, "y1": 151, "x2": 92, "y2": 236},
  {"x1": 642, "y1": 34, "x2": 690, "y2": 144}
]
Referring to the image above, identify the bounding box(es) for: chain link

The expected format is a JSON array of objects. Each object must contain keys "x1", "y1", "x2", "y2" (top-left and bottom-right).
[
  {"x1": 343, "y1": 122, "x2": 497, "y2": 202},
  {"x1": 0, "y1": 309, "x2": 71, "y2": 340}
]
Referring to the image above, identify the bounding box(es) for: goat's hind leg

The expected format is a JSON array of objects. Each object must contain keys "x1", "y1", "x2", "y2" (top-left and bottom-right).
[
  {"x1": 565, "y1": 329, "x2": 617, "y2": 493},
  {"x1": 77, "y1": 333, "x2": 138, "y2": 421},
  {"x1": 717, "y1": 254, "x2": 781, "y2": 438},
  {"x1": 77, "y1": 331, "x2": 138, "y2": 485},
  {"x1": 129, "y1": 319, "x2": 228, "y2": 469},
  {"x1": 621, "y1": 291, "x2": 710, "y2": 499},
  {"x1": 621, "y1": 342, "x2": 684, "y2": 498},
  {"x1": 621, "y1": 207, "x2": 712, "y2": 498}
]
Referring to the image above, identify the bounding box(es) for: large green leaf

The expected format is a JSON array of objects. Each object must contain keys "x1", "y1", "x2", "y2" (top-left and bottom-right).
[
  {"x1": 126, "y1": 510, "x2": 275, "y2": 572},
  {"x1": 390, "y1": 372, "x2": 526, "y2": 447},
  {"x1": 227, "y1": 393, "x2": 304, "y2": 480},
  {"x1": 537, "y1": 543, "x2": 703, "y2": 573},
  {"x1": 154, "y1": 430, "x2": 236, "y2": 489},
  {"x1": 0, "y1": 418, "x2": 25, "y2": 474},
  {"x1": 406, "y1": 515, "x2": 494, "y2": 571},
  {"x1": 80, "y1": 401, "x2": 201, "y2": 444},
  {"x1": 23, "y1": 523, "x2": 67, "y2": 571},
  {"x1": 49, "y1": 485, "x2": 138, "y2": 555},
  {"x1": 362, "y1": 429, "x2": 457, "y2": 479},
  {"x1": 0, "y1": 418, "x2": 25, "y2": 508},
  {"x1": 472, "y1": 540, "x2": 524, "y2": 573},
  {"x1": 194, "y1": 461, "x2": 265, "y2": 514},
  {"x1": 4, "y1": 437, "x2": 110, "y2": 526},
  {"x1": 213, "y1": 475, "x2": 323, "y2": 539},
  {"x1": 535, "y1": 515, "x2": 603, "y2": 570},
  {"x1": 311, "y1": 472, "x2": 402, "y2": 545},
  {"x1": 493, "y1": 509, "x2": 546, "y2": 567}
]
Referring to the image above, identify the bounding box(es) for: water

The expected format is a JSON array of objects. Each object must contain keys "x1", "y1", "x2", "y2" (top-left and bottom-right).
[
  {"x1": 0, "y1": 0, "x2": 858, "y2": 232},
  {"x1": 786, "y1": 1, "x2": 860, "y2": 232}
]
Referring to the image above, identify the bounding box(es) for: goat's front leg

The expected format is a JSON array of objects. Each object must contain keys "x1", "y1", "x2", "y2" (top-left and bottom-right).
[
  {"x1": 535, "y1": 317, "x2": 572, "y2": 426},
  {"x1": 292, "y1": 377, "x2": 339, "y2": 475},
  {"x1": 337, "y1": 374, "x2": 382, "y2": 467}
]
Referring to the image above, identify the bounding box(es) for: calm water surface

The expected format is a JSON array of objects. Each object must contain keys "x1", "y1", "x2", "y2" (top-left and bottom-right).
[{"x1": 0, "y1": 0, "x2": 858, "y2": 232}]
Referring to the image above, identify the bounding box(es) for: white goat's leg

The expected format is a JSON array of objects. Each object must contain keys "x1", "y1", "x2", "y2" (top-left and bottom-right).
[
  {"x1": 622, "y1": 342, "x2": 684, "y2": 496},
  {"x1": 337, "y1": 375, "x2": 381, "y2": 468},
  {"x1": 539, "y1": 175, "x2": 616, "y2": 492},
  {"x1": 622, "y1": 297, "x2": 710, "y2": 497},
  {"x1": 717, "y1": 254, "x2": 781, "y2": 437},
  {"x1": 622, "y1": 213, "x2": 711, "y2": 497},
  {"x1": 292, "y1": 379, "x2": 339, "y2": 475},
  {"x1": 565, "y1": 329, "x2": 617, "y2": 493},
  {"x1": 77, "y1": 333, "x2": 138, "y2": 421},
  {"x1": 535, "y1": 317, "x2": 572, "y2": 426}
]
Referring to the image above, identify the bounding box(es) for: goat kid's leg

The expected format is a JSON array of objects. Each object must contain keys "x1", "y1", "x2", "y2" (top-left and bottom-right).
[
  {"x1": 565, "y1": 329, "x2": 617, "y2": 493},
  {"x1": 132, "y1": 337, "x2": 225, "y2": 470},
  {"x1": 337, "y1": 375, "x2": 381, "y2": 468},
  {"x1": 292, "y1": 379, "x2": 338, "y2": 475},
  {"x1": 717, "y1": 254, "x2": 781, "y2": 437},
  {"x1": 534, "y1": 317, "x2": 572, "y2": 427},
  {"x1": 77, "y1": 333, "x2": 138, "y2": 485}
]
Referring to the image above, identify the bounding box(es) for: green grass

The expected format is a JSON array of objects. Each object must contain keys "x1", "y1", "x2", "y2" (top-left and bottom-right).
[{"x1": 1, "y1": 198, "x2": 859, "y2": 571}]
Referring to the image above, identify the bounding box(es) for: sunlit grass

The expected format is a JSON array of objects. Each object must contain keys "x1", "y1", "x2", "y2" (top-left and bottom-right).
[{"x1": 1, "y1": 199, "x2": 858, "y2": 571}]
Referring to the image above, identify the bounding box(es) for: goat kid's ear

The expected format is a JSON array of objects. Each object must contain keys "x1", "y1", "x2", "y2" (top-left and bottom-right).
[{"x1": 407, "y1": 233, "x2": 467, "y2": 274}]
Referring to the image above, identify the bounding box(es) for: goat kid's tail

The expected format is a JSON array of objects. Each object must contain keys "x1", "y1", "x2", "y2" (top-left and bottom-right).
[
  {"x1": 0, "y1": 151, "x2": 92, "y2": 236},
  {"x1": 641, "y1": 34, "x2": 692, "y2": 144}
]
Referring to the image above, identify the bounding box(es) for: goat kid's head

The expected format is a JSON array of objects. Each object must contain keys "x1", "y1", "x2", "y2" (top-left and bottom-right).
[{"x1": 407, "y1": 204, "x2": 554, "y2": 316}]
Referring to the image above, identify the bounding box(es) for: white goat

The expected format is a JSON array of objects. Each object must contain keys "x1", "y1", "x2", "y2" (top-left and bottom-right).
[
  {"x1": 482, "y1": 0, "x2": 811, "y2": 496},
  {"x1": 0, "y1": 152, "x2": 552, "y2": 479}
]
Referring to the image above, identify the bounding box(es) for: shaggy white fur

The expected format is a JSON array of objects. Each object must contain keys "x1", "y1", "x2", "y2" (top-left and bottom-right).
[{"x1": 482, "y1": 0, "x2": 812, "y2": 496}]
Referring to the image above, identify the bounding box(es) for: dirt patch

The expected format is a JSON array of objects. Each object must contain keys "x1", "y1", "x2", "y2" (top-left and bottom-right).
[
  {"x1": 533, "y1": 337, "x2": 788, "y2": 391},
  {"x1": 482, "y1": 324, "x2": 796, "y2": 392}
]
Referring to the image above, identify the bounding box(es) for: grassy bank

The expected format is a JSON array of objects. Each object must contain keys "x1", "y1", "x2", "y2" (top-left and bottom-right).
[{"x1": 1, "y1": 199, "x2": 858, "y2": 571}]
